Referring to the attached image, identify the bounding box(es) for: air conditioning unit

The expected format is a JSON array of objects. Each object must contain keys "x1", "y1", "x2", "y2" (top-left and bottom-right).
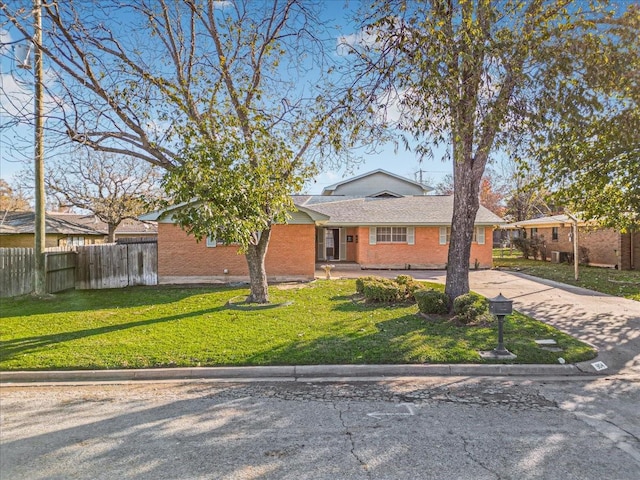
[{"x1": 551, "y1": 251, "x2": 561, "y2": 263}]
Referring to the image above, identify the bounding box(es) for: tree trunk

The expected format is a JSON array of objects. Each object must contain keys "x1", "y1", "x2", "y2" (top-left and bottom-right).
[
  {"x1": 107, "y1": 223, "x2": 117, "y2": 243},
  {"x1": 244, "y1": 227, "x2": 272, "y2": 303},
  {"x1": 445, "y1": 158, "x2": 483, "y2": 307}
]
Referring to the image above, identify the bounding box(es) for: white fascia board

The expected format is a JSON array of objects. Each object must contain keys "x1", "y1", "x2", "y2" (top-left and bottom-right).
[
  {"x1": 294, "y1": 205, "x2": 330, "y2": 223},
  {"x1": 138, "y1": 200, "x2": 198, "y2": 222}
]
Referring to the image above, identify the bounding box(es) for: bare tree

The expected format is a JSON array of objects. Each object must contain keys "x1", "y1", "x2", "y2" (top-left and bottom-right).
[{"x1": 43, "y1": 150, "x2": 163, "y2": 242}]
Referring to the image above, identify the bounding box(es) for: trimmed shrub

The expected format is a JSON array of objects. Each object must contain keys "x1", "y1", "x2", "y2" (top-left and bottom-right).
[
  {"x1": 362, "y1": 278, "x2": 403, "y2": 303},
  {"x1": 415, "y1": 289, "x2": 449, "y2": 315},
  {"x1": 395, "y1": 275, "x2": 413, "y2": 285},
  {"x1": 453, "y1": 292, "x2": 489, "y2": 324},
  {"x1": 355, "y1": 276, "x2": 381, "y2": 294},
  {"x1": 395, "y1": 275, "x2": 421, "y2": 301}
]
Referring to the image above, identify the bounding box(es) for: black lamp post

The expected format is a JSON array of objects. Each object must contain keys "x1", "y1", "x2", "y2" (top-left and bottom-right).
[{"x1": 488, "y1": 293, "x2": 514, "y2": 356}]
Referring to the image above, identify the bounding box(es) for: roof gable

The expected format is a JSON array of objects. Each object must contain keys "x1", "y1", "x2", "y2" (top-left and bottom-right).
[{"x1": 322, "y1": 169, "x2": 432, "y2": 196}]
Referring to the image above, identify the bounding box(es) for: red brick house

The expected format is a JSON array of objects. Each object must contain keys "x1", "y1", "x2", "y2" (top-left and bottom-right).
[
  {"x1": 503, "y1": 215, "x2": 639, "y2": 270},
  {"x1": 142, "y1": 170, "x2": 504, "y2": 284}
]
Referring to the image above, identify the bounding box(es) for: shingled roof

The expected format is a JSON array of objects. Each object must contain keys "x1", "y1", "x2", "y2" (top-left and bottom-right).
[
  {"x1": 52, "y1": 214, "x2": 157, "y2": 235},
  {"x1": 294, "y1": 195, "x2": 504, "y2": 226},
  {"x1": 0, "y1": 211, "x2": 105, "y2": 236}
]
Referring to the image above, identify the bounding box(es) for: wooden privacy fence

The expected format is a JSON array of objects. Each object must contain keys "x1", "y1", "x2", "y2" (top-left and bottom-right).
[
  {"x1": 75, "y1": 243, "x2": 157, "y2": 289},
  {"x1": 0, "y1": 248, "x2": 34, "y2": 298},
  {"x1": 46, "y1": 251, "x2": 77, "y2": 294},
  {"x1": 0, "y1": 243, "x2": 157, "y2": 297}
]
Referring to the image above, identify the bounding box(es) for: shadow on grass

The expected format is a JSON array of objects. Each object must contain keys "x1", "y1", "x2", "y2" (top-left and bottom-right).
[
  {"x1": 243, "y1": 313, "x2": 485, "y2": 366},
  {"x1": 1, "y1": 284, "x2": 246, "y2": 318},
  {"x1": 0, "y1": 306, "x2": 227, "y2": 366}
]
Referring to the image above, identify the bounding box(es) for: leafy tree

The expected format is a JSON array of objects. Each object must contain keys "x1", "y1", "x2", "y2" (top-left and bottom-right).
[
  {"x1": 0, "y1": 178, "x2": 30, "y2": 212},
  {"x1": 531, "y1": 5, "x2": 640, "y2": 232},
  {"x1": 2, "y1": 0, "x2": 355, "y2": 303},
  {"x1": 342, "y1": 0, "x2": 639, "y2": 303}
]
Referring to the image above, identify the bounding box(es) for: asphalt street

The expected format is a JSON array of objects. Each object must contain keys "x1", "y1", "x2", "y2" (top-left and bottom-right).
[{"x1": 1, "y1": 376, "x2": 639, "y2": 479}]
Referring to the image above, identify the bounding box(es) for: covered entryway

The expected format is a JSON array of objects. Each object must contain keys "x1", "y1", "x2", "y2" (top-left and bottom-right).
[{"x1": 316, "y1": 227, "x2": 346, "y2": 261}]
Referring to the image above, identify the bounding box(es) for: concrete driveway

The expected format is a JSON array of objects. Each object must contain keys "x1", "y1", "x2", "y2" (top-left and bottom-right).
[{"x1": 323, "y1": 268, "x2": 640, "y2": 376}]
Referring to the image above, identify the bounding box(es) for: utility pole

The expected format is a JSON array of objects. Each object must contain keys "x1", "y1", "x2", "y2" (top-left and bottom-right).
[
  {"x1": 33, "y1": 0, "x2": 46, "y2": 295},
  {"x1": 415, "y1": 168, "x2": 427, "y2": 185},
  {"x1": 566, "y1": 211, "x2": 580, "y2": 281}
]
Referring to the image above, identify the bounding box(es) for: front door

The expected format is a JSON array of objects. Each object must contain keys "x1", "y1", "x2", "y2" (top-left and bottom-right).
[{"x1": 317, "y1": 228, "x2": 346, "y2": 261}]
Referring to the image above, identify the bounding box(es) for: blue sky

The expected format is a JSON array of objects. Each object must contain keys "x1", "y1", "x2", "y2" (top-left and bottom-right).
[{"x1": 0, "y1": 1, "x2": 453, "y2": 196}]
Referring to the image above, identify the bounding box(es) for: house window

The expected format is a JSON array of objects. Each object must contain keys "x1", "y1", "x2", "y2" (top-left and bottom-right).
[
  {"x1": 552, "y1": 227, "x2": 559, "y2": 241},
  {"x1": 206, "y1": 236, "x2": 217, "y2": 248},
  {"x1": 439, "y1": 227, "x2": 450, "y2": 245},
  {"x1": 369, "y1": 226, "x2": 414, "y2": 245},
  {"x1": 439, "y1": 227, "x2": 485, "y2": 245},
  {"x1": 531, "y1": 227, "x2": 538, "y2": 238},
  {"x1": 66, "y1": 236, "x2": 85, "y2": 246},
  {"x1": 376, "y1": 226, "x2": 407, "y2": 243},
  {"x1": 206, "y1": 235, "x2": 244, "y2": 248}
]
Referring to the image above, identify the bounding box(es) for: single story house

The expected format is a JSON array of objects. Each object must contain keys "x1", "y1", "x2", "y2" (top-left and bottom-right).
[
  {"x1": 0, "y1": 211, "x2": 106, "y2": 248},
  {"x1": 0, "y1": 211, "x2": 158, "y2": 248},
  {"x1": 141, "y1": 170, "x2": 504, "y2": 284},
  {"x1": 52, "y1": 213, "x2": 158, "y2": 243},
  {"x1": 502, "y1": 215, "x2": 638, "y2": 270}
]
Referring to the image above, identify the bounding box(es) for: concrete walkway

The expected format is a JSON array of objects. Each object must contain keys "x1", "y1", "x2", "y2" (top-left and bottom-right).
[
  {"x1": 327, "y1": 268, "x2": 640, "y2": 376},
  {"x1": 468, "y1": 269, "x2": 640, "y2": 376}
]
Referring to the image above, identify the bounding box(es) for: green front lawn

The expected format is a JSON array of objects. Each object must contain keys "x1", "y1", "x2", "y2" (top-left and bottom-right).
[
  {"x1": 0, "y1": 280, "x2": 595, "y2": 370},
  {"x1": 493, "y1": 256, "x2": 640, "y2": 301}
]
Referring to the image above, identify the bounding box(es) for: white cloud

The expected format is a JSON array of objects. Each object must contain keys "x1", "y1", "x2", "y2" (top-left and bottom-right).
[
  {"x1": 0, "y1": 72, "x2": 33, "y2": 119},
  {"x1": 0, "y1": 28, "x2": 12, "y2": 45},
  {"x1": 337, "y1": 28, "x2": 380, "y2": 56},
  {"x1": 213, "y1": 1, "x2": 233, "y2": 8}
]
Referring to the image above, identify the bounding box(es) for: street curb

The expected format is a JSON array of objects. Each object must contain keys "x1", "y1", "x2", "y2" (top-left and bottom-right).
[{"x1": 0, "y1": 363, "x2": 592, "y2": 384}]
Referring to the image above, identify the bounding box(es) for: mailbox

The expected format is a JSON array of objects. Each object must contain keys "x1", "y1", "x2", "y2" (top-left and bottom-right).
[{"x1": 488, "y1": 293, "x2": 513, "y2": 316}]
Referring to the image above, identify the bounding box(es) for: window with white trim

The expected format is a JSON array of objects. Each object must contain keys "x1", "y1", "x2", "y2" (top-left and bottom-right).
[
  {"x1": 369, "y1": 226, "x2": 414, "y2": 245},
  {"x1": 206, "y1": 234, "x2": 245, "y2": 248},
  {"x1": 66, "y1": 236, "x2": 85, "y2": 246},
  {"x1": 376, "y1": 226, "x2": 407, "y2": 243},
  {"x1": 473, "y1": 227, "x2": 486, "y2": 245},
  {"x1": 439, "y1": 227, "x2": 450, "y2": 245},
  {"x1": 439, "y1": 227, "x2": 485, "y2": 245}
]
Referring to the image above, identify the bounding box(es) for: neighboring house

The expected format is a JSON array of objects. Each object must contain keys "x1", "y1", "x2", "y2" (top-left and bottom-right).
[
  {"x1": 0, "y1": 211, "x2": 157, "y2": 248},
  {"x1": 141, "y1": 170, "x2": 504, "y2": 284},
  {"x1": 502, "y1": 215, "x2": 639, "y2": 270},
  {"x1": 54, "y1": 214, "x2": 158, "y2": 242},
  {"x1": 322, "y1": 169, "x2": 433, "y2": 197},
  {"x1": 0, "y1": 211, "x2": 106, "y2": 248}
]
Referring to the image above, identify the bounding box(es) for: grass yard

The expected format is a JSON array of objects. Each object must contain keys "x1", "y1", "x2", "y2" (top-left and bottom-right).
[
  {"x1": 0, "y1": 279, "x2": 596, "y2": 370},
  {"x1": 493, "y1": 255, "x2": 640, "y2": 301}
]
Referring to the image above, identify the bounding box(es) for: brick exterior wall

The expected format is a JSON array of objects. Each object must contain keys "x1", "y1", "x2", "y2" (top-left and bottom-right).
[
  {"x1": 350, "y1": 226, "x2": 493, "y2": 269},
  {"x1": 528, "y1": 226, "x2": 621, "y2": 267},
  {"x1": 157, "y1": 223, "x2": 316, "y2": 283}
]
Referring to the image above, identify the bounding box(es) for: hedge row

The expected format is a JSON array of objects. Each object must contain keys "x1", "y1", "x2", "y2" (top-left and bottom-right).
[{"x1": 357, "y1": 275, "x2": 492, "y2": 324}]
